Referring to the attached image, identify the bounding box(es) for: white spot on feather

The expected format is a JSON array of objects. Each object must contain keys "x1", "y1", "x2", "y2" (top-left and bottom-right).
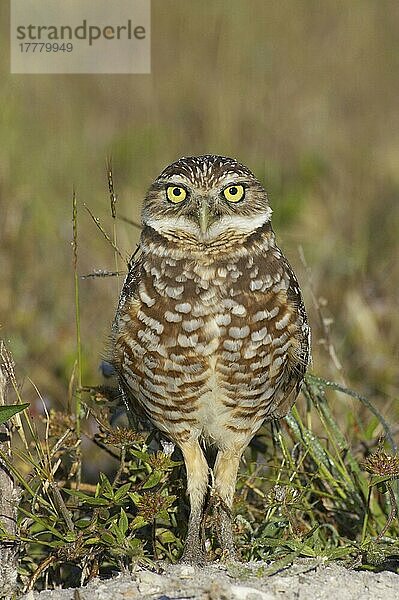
[
  {"x1": 177, "y1": 333, "x2": 198, "y2": 347},
  {"x1": 229, "y1": 326, "x2": 250, "y2": 339},
  {"x1": 182, "y1": 318, "x2": 203, "y2": 332},
  {"x1": 275, "y1": 312, "x2": 291, "y2": 330},
  {"x1": 251, "y1": 327, "x2": 269, "y2": 342},
  {"x1": 165, "y1": 311, "x2": 182, "y2": 323},
  {"x1": 215, "y1": 313, "x2": 231, "y2": 326},
  {"x1": 175, "y1": 302, "x2": 192, "y2": 313},
  {"x1": 139, "y1": 289, "x2": 156, "y2": 307},
  {"x1": 166, "y1": 285, "x2": 184, "y2": 298},
  {"x1": 231, "y1": 304, "x2": 246, "y2": 316},
  {"x1": 138, "y1": 312, "x2": 164, "y2": 334},
  {"x1": 223, "y1": 339, "x2": 242, "y2": 351},
  {"x1": 249, "y1": 279, "x2": 263, "y2": 291}
]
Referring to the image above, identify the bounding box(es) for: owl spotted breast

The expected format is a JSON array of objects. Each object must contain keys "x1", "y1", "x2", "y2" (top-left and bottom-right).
[{"x1": 112, "y1": 155, "x2": 310, "y2": 564}]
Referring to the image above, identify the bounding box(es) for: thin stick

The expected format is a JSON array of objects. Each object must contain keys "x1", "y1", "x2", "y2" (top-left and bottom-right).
[
  {"x1": 112, "y1": 446, "x2": 126, "y2": 487},
  {"x1": 107, "y1": 157, "x2": 117, "y2": 220},
  {"x1": 81, "y1": 270, "x2": 126, "y2": 280},
  {"x1": 361, "y1": 485, "x2": 372, "y2": 544},
  {"x1": 25, "y1": 555, "x2": 57, "y2": 592},
  {"x1": 48, "y1": 480, "x2": 75, "y2": 532},
  {"x1": 107, "y1": 158, "x2": 120, "y2": 292},
  {"x1": 83, "y1": 203, "x2": 126, "y2": 262},
  {"x1": 72, "y1": 189, "x2": 82, "y2": 486}
]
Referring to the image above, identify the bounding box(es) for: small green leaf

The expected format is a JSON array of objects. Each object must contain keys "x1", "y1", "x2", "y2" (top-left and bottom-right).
[
  {"x1": 129, "y1": 492, "x2": 142, "y2": 505},
  {"x1": 263, "y1": 551, "x2": 298, "y2": 576},
  {"x1": 63, "y1": 489, "x2": 90, "y2": 499},
  {"x1": 84, "y1": 497, "x2": 110, "y2": 506},
  {"x1": 98, "y1": 473, "x2": 114, "y2": 499},
  {"x1": 110, "y1": 520, "x2": 124, "y2": 545},
  {"x1": 328, "y1": 546, "x2": 355, "y2": 559},
  {"x1": 299, "y1": 545, "x2": 316, "y2": 557},
  {"x1": 84, "y1": 537, "x2": 101, "y2": 545},
  {"x1": 119, "y1": 508, "x2": 128, "y2": 537},
  {"x1": 157, "y1": 529, "x2": 178, "y2": 544},
  {"x1": 370, "y1": 474, "x2": 395, "y2": 486},
  {"x1": 114, "y1": 482, "x2": 131, "y2": 502},
  {"x1": 64, "y1": 489, "x2": 109, "y2": 506},
  {"x1": 131, "y1": 449, "x2": 150, "y2": 462},
  {"x1": 43, "y1": 539, "x2": 67, "y2": 549},
  {"x1": 157, "y1": 509, "x2": 170, "y2": 520},
  {"x1": 127, "y1": 538, "x2": 143, "y2": 551},
  {"x1": 75, "y1": 519, "x2": 91, "y2": 529},
  {"x1": 143, "y1": 470, "x2": 162, "y2": 489},
  {"x1": 130, "y1": 515, "x2": 148, "y2": 530},
  {"x1": 0, "y1": 403, "x2": 29, "y2": 425},
  {"x1": 100, "y1": 531, "x2": 115, "y2": 545}
]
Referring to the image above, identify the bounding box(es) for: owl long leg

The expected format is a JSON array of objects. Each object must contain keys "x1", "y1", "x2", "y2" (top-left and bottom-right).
[
  {"x1": 180, "y1": 439, "x2": 209, "y2": 564},
  {"x1": 213, "y1": 448, "x2": 242, "y2": 559}
]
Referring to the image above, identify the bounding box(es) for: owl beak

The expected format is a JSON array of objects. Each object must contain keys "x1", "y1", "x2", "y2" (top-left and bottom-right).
[{"x1": 198, "y1": 202, "x2": 215, "y2": 235}]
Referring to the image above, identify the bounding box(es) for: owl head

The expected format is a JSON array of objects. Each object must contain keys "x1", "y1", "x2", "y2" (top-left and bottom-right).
[{"x1": 142, "y1": 155, "x2": 272, "y2": 244}]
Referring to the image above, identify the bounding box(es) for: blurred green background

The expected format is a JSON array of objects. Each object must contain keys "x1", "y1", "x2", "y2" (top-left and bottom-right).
[{"x1": 1, "y1": 1, "x2": 398, "y2": 423}]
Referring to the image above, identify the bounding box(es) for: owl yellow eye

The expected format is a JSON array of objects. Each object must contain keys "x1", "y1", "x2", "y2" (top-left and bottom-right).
[
  {"x1": 166, "y1": 185, "x2": 187, "y2": 204},
  {"x1": 222, "y1": 184, "x2": 245, "y2": 203}
]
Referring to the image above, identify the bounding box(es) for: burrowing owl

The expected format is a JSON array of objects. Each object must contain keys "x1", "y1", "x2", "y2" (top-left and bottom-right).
[{"x1": 112, "y1": 155, "x2": 310, "y2": 564}]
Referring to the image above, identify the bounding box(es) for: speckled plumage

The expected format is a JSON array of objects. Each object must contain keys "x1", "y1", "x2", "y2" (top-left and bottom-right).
[{"x1": 113, "y1": 155, "x2": 310, "y2": 563}]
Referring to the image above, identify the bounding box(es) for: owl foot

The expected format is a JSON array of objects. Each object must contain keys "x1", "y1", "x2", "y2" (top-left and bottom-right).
[
  {"x1": 180, "y1": 531, "x2": 206, "y2": 565},
  {"x1": 180, "y1": 509, "x2": 207, "y2": 566},
  {"x1": 180, "y1": 546, "x2": 207, "y2": 567},
  {"x1": 214, "y1": 499, "x2": 238, "y2": 561}
]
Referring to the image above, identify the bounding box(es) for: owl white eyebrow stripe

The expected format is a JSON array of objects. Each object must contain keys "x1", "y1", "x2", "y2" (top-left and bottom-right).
[
  {"x1": 221, "y1": 179, "x2": 251, "y2": 188},
  {"x1": 157, "y1": 175, "x2": 192, "y2": 187},
  {"x1": 165, "y1": 181, "x2": 190, "y2": 191}
]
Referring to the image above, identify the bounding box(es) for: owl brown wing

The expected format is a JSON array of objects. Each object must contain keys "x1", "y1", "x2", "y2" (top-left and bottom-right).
[
  {"x1": 286, "y1": 260, "x2": 311, "y2": 375},
  {"x1": 113, "y1": 254, "x2": 155, "y2": 431},
  {"x1": 116, "y1": 254, "x2": 143, "y2": 315},
  {"x1": 269, "y1": 259, "x2": 310, "y2": 419}
]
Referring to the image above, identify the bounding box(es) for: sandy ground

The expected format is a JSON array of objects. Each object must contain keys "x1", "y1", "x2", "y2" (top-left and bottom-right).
[{"x1": 21, "y1": 559, "x2": 399, "y2": 600}]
